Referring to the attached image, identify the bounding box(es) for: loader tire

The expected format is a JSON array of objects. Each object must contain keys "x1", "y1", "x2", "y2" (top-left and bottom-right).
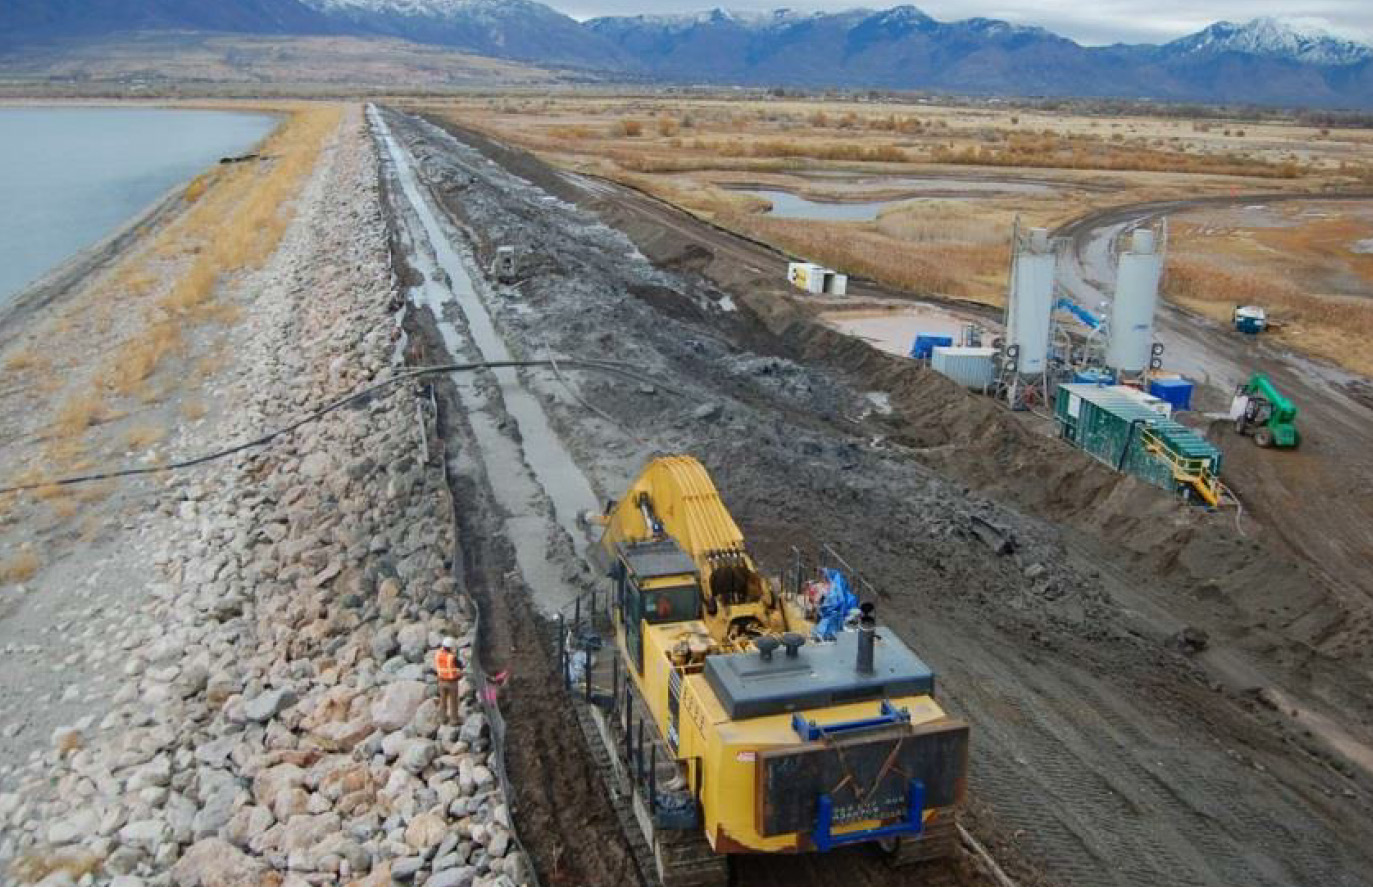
[{"x1": 1254, "y1": 427, "x2": 1274, "y2": 448}]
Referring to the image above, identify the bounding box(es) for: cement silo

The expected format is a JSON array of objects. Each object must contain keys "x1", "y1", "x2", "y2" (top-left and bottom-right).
[
  {"x1": 1005, "y1": 227, "x2": 1056, "y2": 375},
  {"x1": 1106, "y1": 227, "x2": 1165, "y2": 375}
]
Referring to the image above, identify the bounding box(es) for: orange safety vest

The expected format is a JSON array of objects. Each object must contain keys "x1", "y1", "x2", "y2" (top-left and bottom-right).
[{"x1": 435, "y1": 649, "x2": 460, "y2": 681}]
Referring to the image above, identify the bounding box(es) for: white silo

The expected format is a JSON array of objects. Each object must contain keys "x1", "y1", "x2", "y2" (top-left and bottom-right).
[
  {"x1": 1005, "y1": 227, "x2": 1055, "y2": 375},
  {"x1": 1106, "y1": 227, "x2": 1165, "y2": 374}
]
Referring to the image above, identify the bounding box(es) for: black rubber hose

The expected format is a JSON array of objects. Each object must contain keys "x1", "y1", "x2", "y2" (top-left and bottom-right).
[{"x1": 0, "y1": 358, "x2": 678, "y2": 495}]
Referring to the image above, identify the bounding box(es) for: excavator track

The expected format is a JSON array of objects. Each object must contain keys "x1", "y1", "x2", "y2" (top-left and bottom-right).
[
  {"x1": 567, "y1": 606, "x2": 730, "y2": 887},
  {"x1": 883, "y1": 815, "x2": 960, "y2": 866}
]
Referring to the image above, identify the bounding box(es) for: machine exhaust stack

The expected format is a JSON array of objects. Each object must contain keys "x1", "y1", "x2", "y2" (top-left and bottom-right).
[{"x1": 857, "y1": 603, "x2": 877, "y2": 674}]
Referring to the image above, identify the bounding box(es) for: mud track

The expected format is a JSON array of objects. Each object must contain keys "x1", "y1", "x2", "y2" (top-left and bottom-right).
[{"x1": 377, "y1": 106, "x2": 1373, "y2": 887}]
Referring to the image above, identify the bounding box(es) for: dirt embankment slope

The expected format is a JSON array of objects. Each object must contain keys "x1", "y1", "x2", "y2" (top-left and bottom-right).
[{"x1": 399, "y1": 108, "x2": 1373, "y2": 887}]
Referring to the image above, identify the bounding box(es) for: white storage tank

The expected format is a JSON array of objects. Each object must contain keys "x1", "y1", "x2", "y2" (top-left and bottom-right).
[
  {"x1": 1006, "y1": 228, "x2": 1055, "y2": 375},
  {"x1": 1106, "y1": 228, "x2": 1164, "y2": 374},
  {"x1": 932, "y1": 346, "x2": 996, "y2": 391}
]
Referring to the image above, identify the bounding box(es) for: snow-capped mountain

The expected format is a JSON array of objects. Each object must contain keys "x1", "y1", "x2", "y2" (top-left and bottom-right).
[
  {"x1": 1164, "y1": 16, "x2": 1372, "y2": 66},
  {"x1": 4, "y1": 1, "x2": 1372, "y2": 106}
]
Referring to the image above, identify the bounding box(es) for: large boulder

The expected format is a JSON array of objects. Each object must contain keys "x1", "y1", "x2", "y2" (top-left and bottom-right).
[
  {"x1": 425, "y1": 868, "x2": 476, "y2": 887},
  {"x1": 396, "y1": 625, "x2": 427, "y2": 661},
  {"x1": 403, "y1": 812, "x2": 447, "y2": 852},
  {"x1": 252, "y1": 763, "x2": 306, "y2": 813},
  {"x1": 118, "y1": 819, "x2": 170, "y2": 852},
  {"x1": 277, "y1": 812, "x2": 342, "y2": 854},
  {"x1": 47, "y1": 809, "x2": 99, "y2": 845},
  {"x1": 244, "y1": 688, "x2": 298, "y2": 723},
  {"x1": 223, "y1": 806, "x2": 275, "y2": 849},
  {"x1": 397, "y1": 740, "x2": 436, "y2": 775},
  {"x1": 310, "y1": 718, "x2": 374, "y2": 752},
  {"x1": 370, "y1": 681, "x2": 427, "y2": 733},
  {"x1": 126, "y1": 755, "x2": 172, "y2": 791},
  {"x1": 171, "y1": 837, "x2": 271, "y2": 887},
  {"x1": 318, "y1": 762, "x2": 373, "y2": 801}
]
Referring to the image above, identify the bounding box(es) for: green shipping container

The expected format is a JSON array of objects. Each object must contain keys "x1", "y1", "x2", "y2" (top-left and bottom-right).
[{"x1": 1054, "y1": 384, "x2": 1222, "y2": 495}]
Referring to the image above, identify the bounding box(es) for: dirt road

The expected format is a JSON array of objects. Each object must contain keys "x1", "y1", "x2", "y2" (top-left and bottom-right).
[
  {"x1": 1056, "y1": 196, "x2": 1373, "y2": 632},
  {"x1": 375, "y1": 106, "x2": 1373, "y2": 887}
]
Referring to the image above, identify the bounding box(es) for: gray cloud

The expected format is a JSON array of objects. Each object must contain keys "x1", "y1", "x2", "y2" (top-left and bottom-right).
[{"x1": 556, "y1": 0, "x2": 1373, "y2": 45}]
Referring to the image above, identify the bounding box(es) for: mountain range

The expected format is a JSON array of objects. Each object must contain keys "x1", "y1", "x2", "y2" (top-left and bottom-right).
[{"x1": 3, "y1": 1, "x2": 1372, "y2": 107}]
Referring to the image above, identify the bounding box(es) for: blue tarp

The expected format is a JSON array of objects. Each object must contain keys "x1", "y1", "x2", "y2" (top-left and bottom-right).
[{"x1": 813, "y1": 568, "x2": 858, "y2": 641}]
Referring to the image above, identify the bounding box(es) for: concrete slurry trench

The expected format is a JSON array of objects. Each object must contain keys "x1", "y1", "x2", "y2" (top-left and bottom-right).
[{"x1": 370, "y1": 106, "x2": 601, "y2": 614}]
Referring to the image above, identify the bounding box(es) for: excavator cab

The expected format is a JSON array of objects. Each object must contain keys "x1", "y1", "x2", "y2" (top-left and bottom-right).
[{"x1": 613, "y1": 536, "x2": 701, "y2": 673}]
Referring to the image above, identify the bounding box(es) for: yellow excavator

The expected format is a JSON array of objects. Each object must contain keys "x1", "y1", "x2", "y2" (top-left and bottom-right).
[{"x1": 581, "y1": 456, "x2": 969, "y2": 887}]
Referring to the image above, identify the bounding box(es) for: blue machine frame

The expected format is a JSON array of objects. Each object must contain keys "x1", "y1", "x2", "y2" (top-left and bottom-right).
[
  {"x1": 792, "y1": 701, "x2": 928, "y2": 852},
  {"x1": 791, "y1": 700, "x2": 911, "y2": 741},
  {"x1": 812, "y1": 780, "x2": 927, "y2": 852}
]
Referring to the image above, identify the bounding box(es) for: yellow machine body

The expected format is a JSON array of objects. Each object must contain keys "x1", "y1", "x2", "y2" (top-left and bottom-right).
[{"x1": 598, "y1": 456, "x2": 969, "y2": 857}]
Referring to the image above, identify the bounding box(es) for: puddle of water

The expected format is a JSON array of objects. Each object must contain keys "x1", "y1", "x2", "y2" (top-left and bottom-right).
[
  {"x1": 372, "y1": 107, "x2": 602, "y2": 612},
  {"x1": 741, "y1": 189, "x2": 898, "y2": 222},
  {"x1": 823, "y1": 306, "x2": 992, "y2": 358}
]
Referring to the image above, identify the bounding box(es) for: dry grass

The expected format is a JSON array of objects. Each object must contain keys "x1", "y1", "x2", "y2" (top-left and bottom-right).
[
  {"x1": 108, "y1": 320, "x2": 183, "y2": 394},
  {"x1": 99, "y1": 104, "x2": 341, "y2": 395},
  {"x1": 51, "y1": 393, "x2": 110, "y2": 437},
  {"x1": 426, "y1": 96, "x2": 1373, "y2": 359},
  {"x1": 927, "y1": 133, "x2": 1302, "y2": 178},
  {"x1": 122, "y1": 424, "x2": 165, "y2": 451},
  {"x1": 0, "y1": 550, "x2": 39, "y2": 585},
  {"x1": 3, "y1": 348, "x2": 43, "y2": 373},
  {"x1": 1166, "y1": 256, "x2": 1373, "y2": 376}
]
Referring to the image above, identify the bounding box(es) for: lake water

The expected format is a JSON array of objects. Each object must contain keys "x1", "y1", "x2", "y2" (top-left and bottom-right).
[{"x1": 0, "y1": 107, "x2": 278, "y2": 304}]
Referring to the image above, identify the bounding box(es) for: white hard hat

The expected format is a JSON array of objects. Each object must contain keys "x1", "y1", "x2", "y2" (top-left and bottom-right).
[{"x1": 442, "y1": 637, "x2": 457, "y2": 650}]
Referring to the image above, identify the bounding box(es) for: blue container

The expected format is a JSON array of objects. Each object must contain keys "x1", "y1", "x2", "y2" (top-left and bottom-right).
[
  {"x1": 1073, "y1": 368, "x2": 1115, "y2": 386},
  {"x1": 909, "y1": 334, "x2": 953, "y2": 360},
  {"x1": 1149, "y1": 377, "x2": 1194, "y2": 411}
]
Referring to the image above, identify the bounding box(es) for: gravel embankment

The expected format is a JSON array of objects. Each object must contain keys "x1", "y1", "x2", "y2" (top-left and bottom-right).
[{"x1": 0, "y1": 107, "x2": 524, "y2": 887}]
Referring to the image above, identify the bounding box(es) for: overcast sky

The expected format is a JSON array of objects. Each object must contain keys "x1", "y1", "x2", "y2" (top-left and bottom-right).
[{"x1": 556, "y1": 0, "x2": 1373, "y2": 45}]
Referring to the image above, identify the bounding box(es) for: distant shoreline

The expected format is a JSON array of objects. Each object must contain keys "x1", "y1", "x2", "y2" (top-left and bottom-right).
[
  {"x1": 0, "y1": 104, "x2": 284, "y2": 344},
  {"x1": 0, "y1": 105, "x2": 282, "y2": 333},
  {"x1": 0, "y1": 178, "x2": 183, "y2": 341}
]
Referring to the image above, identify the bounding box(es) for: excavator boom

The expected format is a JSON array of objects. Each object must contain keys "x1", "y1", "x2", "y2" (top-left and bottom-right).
[{"x1": 600, "y1": 455, "x2": 788, "y2": 647}]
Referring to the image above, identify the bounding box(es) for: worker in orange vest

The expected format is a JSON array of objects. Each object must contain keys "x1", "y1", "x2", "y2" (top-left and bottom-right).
[{"x1": 435, "y1": 637, "x2": 463, "y2": 725}]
